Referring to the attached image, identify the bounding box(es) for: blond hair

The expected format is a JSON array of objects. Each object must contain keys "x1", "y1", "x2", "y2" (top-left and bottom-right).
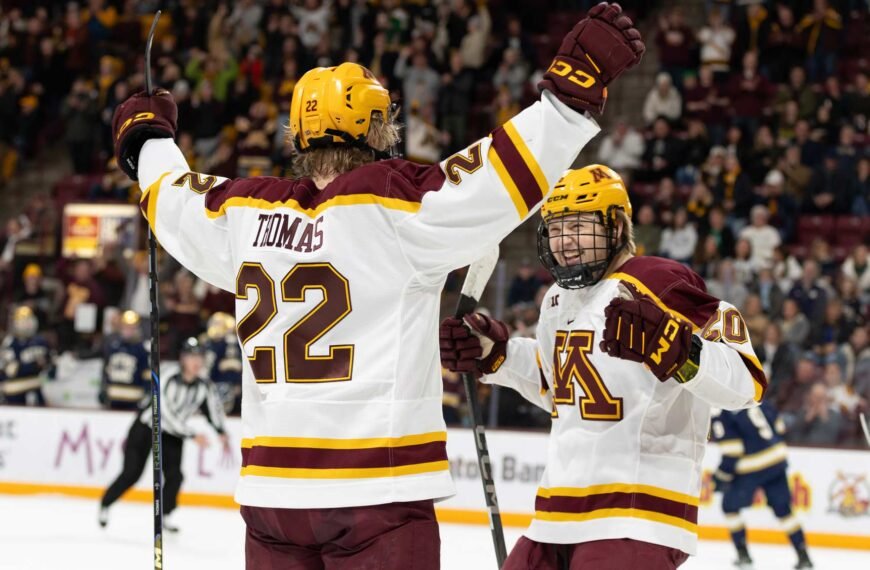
[
  {"x1": 289, "y1": 113, "x2": 401, "y2": 180},
  {"x1": 615, "y1": 209, "x2": 636, "y2": 255}
]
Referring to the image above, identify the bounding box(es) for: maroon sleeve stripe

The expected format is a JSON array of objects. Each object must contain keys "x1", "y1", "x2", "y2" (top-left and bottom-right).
[
  {"x1": 241, "y1": 440, "x2": 447, "y2": 471},
  {"x1": 490, "y1": 126, "x2": 547, "y2": 215}
]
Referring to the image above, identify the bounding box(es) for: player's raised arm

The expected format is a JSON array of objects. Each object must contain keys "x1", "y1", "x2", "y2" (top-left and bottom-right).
[
  {"x1": 393, "y1": 3, "x2": 645, "y2": 274},
  {"x1": 111, "y1": 89, "x2": 234, "y2": 292}
]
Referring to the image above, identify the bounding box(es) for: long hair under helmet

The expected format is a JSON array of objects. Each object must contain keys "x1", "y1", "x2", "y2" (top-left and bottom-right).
[
  {"x1": 537, "y1": 164, "x2": 633, "y2": 289},
  {"x1": 288, "y1": 62, "x2": 395, "y2": 158}
]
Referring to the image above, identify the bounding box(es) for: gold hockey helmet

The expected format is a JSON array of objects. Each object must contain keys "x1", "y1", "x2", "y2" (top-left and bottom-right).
[
  {"x1": 289, "y1": 63, "x2": 392, "y2": 152},
  {"x1": 11, "y1": 306, "x2": 38, "y2": 338},
  {"x1": 537, "y1": 165, "x2": 633, "y2": 289}
]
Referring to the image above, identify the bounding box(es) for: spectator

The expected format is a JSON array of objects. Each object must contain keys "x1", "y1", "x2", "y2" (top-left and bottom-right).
[
  {"x1": 438, "y1": 50, "x2": 474, "y2": 148},
  {"x1": 678, "y1": 119, "x2": 711, "y2": 185},
  {"x1": 507, "y1": 260, "x2": 542, "y2": 309},
  {"x1": 732, "y1": 3, "x2": 770, "y2": 66},
  {"x1": 739, "y1": 205, "x2": 781, "y2": 269},
  {"x1": 652, "y1": 177, "x2": 677, "y2": 227},
  {"x1": 706, "y1": 206, "x2": 735, "y2": 258},
  {"x1": 742, "y1": 293, "x2": 770, "y2": 345},
  {"x1": 778, "y1": 145, "x2": 812, "y2": 202},
  {"x1": 683, "y1": 66, "x2": 728, "y2": 143},
  {"x1": 842, "y1": 244, "x2": 870, "y2": 292},
  {"x1": 642, "y1": 73, "x2": 682, "y2": 125},
  {"x1": 781, "y1": 298, "x2": 811, "y2": 347},
  {"x1": 840, "y1": 327, "x2": 870, "y2": 396},
  {"x1": 793, "y1": 119, "x2": 824, "y2": 168},
  {"x1": 745, "y1": 125, "x2": 778, "y2": 185},
  {"x1": 228, "y1": 0, "x2": 265, "y2": 48},
  {"x1": 732, "y1": 238, "x2": 757, "y2": 285},
  {"x1": 697, "y1": 8, "x2": 734, "y2": 75},
  {"x1": 808, "y1": 237, "x2": 838, "y2": 279},
  {"x1": 855, "y1": 157, "x2": 869, "y2": 216},
  {"x1": 803, "y1": 152, "x2": 854, "y2": 214},
  {"x1": 632, "y1": 204, "x2": 662, "y2": 257},
  {"x1": 491, "y1": 86, "x2": 520, "y2": 129},
  {"x1": 713, "y1": 151, "x2": 754, "y2": 220},
  {"x1": 164, "y1": 269, "x2": 203, "y2": 358},
  {"x1": 787, "y1": 383, "x2": 843, "y2": 445},
  {"x1": 757, "y1": 322, "x2": 798, "y2": 407},
  {"x1": 707, "y1": 259, "x2": 748, "y2": 310},
  {"x1": 597, "y1": 118, "x2": 644, "y2": 175},
  {"x1": 778, "y1": 356, "x2": 819, "y2": 414},
  {"x1": 405, "y1": 103, "x2": 446, "y2": 164},
  {"x1": 61, "y1": 79, "x2": 100, "y2": 174},
  {"x1": 846, "y1": 72, "x2": 870, "y2": 127},
  {"x1": 775, "y1": 100, "x2": 800, "y2": 144},
  {"x1": 796, "y1": 0, "x2": 842, "y2": 82},
  {"x1": 458, "y1": 3, "x2": 490, "y2": 71},
  {"x1": 725, "y1": 50, "x2": 774, "y2": 134},
  {"x1": 493, "y1": 47, "x2": 528, "y2": 102},
  {"x1": 0, "y1": 215, "x2": 33, "y2": 276},
  {"x1": 89, "y1": 159, "x2": 132, "y2": 202},
  {"x1": 765, "y1": 4, "x2": 804, "y2": 83},
  {"x1": 12, "y1": 263, "x2": 56, "y2": 331},
  {"x1": 395, "y1": 49, "x2": 441, "y2": 112},
  {"x1": 772, "y1": 246, "x2": 804, "y2": 296},
  {"x1": 655, "y1": 7, "x2": 696, "y2": 87},
  {"x1": 58, "y1": 259, "x2": 106, "y2": 352},
  {"x1": 686, "y1": 182, "x2": 715, "y2": 229},
  {"x1": 750, "y1": 267, "x2": 786, "y2": 319},
  {"x1": 753, "y1": 170, "x2": 798, "y2": 243},
  {"x1": 789, "y1": 259, "x2": 829, "y2": 326},
  {"x1": 837, "y1": 277, "x2": 866, "y2": 332},
  {"x1": 832, "y1": 124, "x2": 858, "y2": 174},
  {"x1": 638, "y1": 117, "x2": 681, "y2": 182},
  {"x1": 692, "y1": 235, "x2": 722, "y2": 281}
]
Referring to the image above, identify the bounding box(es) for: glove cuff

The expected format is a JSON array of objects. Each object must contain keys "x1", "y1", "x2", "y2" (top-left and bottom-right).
[
  {"x1": 479, "y1": 340, "x2": 507, "y2": 375},
  {"x1": 118, "y1": 126, "x2": 174, "y2": 181}
]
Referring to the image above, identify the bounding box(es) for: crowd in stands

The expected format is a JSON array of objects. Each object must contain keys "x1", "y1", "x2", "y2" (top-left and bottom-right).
[{"x1": 0, "y1": 1, "x2": 868, "y2": 447}]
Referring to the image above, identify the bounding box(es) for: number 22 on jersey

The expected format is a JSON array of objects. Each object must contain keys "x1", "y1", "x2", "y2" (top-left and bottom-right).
[
  {"x1": 236, "y1": 262, "x2": 354, "y2": 383},
  {"x1": 552, "y1": 330, "x2": 623, "y2": 421}
]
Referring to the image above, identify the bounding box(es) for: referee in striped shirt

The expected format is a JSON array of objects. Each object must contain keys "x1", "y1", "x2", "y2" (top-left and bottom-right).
[{"x1": 99, "y1": 337, "x2": 229, "y2": 532}]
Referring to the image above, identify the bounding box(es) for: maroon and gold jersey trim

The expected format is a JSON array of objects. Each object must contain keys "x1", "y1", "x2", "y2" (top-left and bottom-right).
[
  {"x1": 206, "y1": 192, "x2": 423, "y2": 220},
  {"x1": 535, "y1": 483, "x2": 699, "y2": 533},
  {"x1": 139, "y1": 172, "x2": 172, "y2": 234},
  {"x1": 489, "y1": 120, "x2": 549, "y2": 218},
  {"x1": 239, "y1": 431, "x2": 449, "y2": 479}
]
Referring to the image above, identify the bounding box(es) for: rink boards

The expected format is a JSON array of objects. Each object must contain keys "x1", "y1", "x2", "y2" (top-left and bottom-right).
[{"x1": 0, "y1": 406, "x2": 868, "y2": 549}]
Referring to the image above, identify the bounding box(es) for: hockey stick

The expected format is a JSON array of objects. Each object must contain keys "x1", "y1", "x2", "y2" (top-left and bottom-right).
[
  {"x1": 144, "y1": 11, "x2": 164, "y2": 570},
  {"x1": 454, "y1": 246, "x2": 508, "y2": 568},
  {"x1": 860, "y1": 412, "x2": 870, "y2": 447}
]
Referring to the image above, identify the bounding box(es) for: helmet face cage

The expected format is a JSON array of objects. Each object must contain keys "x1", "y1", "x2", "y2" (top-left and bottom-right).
[{"x1": 536, "y1": 208, "x2": 625, "y2": 289}]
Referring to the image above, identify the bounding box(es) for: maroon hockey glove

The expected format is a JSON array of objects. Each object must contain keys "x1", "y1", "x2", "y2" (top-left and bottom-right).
[
  {"x1": 112, "y1": 89, "x2": 177, "y2": 181},
  {"x1": 439, "y1": 313, "x2": 510, "y2": 376},
  {"x1": 538, "y1": 2, "x2": 645, "y2": 115},
  {"x1": 599, "y1": 297, "x2": 692, "y2": 382}
]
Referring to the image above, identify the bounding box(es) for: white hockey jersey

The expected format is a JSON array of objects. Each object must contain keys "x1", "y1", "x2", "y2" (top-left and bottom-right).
[
  {"x1": 484, "y1": 256, "x2": 766, "y2": 555},
  {"x1": 136, "y1": 91, "x2": 600, "y2": 509}
]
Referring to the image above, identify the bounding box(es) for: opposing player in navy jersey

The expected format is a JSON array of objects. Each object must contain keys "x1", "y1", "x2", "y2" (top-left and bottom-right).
[
  {"x1": 202, "y1": 312, "x2": 243, "y2": 415},
  {"x1": 711, "y1": 401, "x2": 813, "y2": 569},
  {"x1": 0, "y1": 306, "x2": 52, "y2": 406},
  {"x1": 99, "y1": 311, "x2": 150, "y2": 410}
]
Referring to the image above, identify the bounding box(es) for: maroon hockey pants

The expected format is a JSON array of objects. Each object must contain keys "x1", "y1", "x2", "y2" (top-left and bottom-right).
[
  {"x1": 504, "y1": 536, "x2": 689, "y2": 570},
  {"x1": 241, "y1": 499, "x2": 440, "y2": 569}
]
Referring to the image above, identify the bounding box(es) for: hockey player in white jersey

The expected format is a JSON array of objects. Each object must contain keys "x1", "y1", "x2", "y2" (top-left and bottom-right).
[
  {"x1": 440, "y1": 165, "x2": 767, "y2": 569},
  {"x1": 110, "y1": 3, "x2": 644, "y2": 567}
]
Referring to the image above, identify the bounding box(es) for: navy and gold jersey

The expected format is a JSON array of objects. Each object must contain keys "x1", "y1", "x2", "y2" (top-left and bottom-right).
[
  {"x1": 712, "y1": 401, "x2": 787, "y2": 481},
  {"x1": 0, "y1": 335, "x2": 51, "y2": 404},
  {"x1": 100, "y1": 336, "x2": 150, "y2": 410},
  {"x1": 204, "y1": 335, "x2": 243, "y2": 413}
]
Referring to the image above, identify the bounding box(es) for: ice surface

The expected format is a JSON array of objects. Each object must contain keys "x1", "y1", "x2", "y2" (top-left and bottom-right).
[{"x1": 0, "y1": 495, "x2": 866, "y2": 569}]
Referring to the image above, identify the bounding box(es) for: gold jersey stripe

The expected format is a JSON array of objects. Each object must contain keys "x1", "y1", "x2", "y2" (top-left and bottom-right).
[
  {"x1": 736, "y1": 442, "x2": 788, "y2": 474},
  {"x1": 537, "y1": 483, "x2": 700, "y2": 507},
  {"x1": 534, "y1": 507, "x2": 698, "y2": 534},
  {"x1": 240, "y1": 460, "x2": 449, "y2": 479},
  {"x1": 241, "y1": 431, "x2": 447, "y2": 450}
]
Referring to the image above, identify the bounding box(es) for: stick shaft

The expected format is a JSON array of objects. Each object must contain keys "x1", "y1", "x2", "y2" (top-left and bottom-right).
[{"x1": 144, "y1": 11, "x2": 163, "y2": 570}]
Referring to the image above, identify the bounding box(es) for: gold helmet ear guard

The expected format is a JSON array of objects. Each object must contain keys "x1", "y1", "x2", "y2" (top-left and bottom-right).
[
  {"x1": 289, "y1": 62, "x2": 395, "y2": 156},
  {"x1": 537, "y1": 165, "x2": 632, "y2": 289}
]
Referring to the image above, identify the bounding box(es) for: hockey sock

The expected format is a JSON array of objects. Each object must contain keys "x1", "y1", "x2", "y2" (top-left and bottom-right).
[
  {"x1": 779, "y1": 514, "x2": 806, "y2": 551},
  {"x1": 725, "y1": 513, "x2": 747, "y2": 549}
]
